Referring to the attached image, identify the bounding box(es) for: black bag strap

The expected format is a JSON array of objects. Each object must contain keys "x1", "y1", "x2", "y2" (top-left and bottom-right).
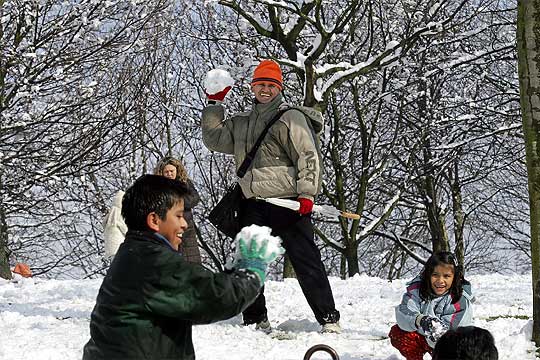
[{"x1": 236, "y1": 108, "x2": 289, "y2": 178}]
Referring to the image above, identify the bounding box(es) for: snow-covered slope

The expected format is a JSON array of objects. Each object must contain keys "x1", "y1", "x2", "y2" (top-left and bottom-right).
[{"x1": 0, "y1": 273, "x2": 536, "y2": 359}]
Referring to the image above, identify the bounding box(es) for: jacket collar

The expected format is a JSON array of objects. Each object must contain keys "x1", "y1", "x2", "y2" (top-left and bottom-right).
[
  {"x1": 154, "y1": 232, "x2": 177, "y2": 251},
  {"x1": 252, "y1": 93, "x2": 283, "y2": 114},
  {"x1": 125, "y1": 230, "x2": 177, "y2": 252}
]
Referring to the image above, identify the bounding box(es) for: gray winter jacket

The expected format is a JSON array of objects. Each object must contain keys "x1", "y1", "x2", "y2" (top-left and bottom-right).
[
  {"x1": 201, "y1": 93, "x2": 324, "y2": 201},
  {"x1": 395, "y1": 276, "x2": 474, "y2": 348}
]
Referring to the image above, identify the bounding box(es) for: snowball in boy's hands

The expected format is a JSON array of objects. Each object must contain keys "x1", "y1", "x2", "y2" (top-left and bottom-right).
[
  {"x1": 233, "y1": 225, "x2": 284, "y2": 263},
  {"x1": 231, "y1": 225, "x2": 283, "y2": 284},
  {"x1": 204, "y1": 69, "x2": 234, "y2": 97}
]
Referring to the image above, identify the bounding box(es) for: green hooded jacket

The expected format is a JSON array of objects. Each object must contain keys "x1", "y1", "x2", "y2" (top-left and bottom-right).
[
  {"x1": 201, "y1": 93, "x2": 324, "y2": 201},
  {"x1": 83, "y1": 230, "x2": 260, "y2": 360}
]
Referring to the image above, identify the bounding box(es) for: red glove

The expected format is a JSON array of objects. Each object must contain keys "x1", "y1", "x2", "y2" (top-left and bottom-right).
[
  {"x1": 297, "y1": 197, "x2": 314, "y2": 215},
  {"x1": 206, "y1": 86, "x2": 231, "y2": 102}
]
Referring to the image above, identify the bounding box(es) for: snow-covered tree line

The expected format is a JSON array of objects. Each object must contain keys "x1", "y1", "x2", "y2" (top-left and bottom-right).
[{"x1": 0, "y1": 0, "x2": 527, "y2": 279}]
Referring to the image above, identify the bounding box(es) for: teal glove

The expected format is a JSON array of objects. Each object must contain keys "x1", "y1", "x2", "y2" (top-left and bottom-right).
[
  {"x1": 233, "y1": 225, "x2": 284, "y2": 284},
  {"x1": 235, "y1": 239, "x2": 272, "y2": 283}
]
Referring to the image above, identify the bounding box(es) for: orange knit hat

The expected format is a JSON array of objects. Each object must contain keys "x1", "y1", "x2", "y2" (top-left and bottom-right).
[{"x1": 251, "y1": 60, "x2": 283, "y2": 90}]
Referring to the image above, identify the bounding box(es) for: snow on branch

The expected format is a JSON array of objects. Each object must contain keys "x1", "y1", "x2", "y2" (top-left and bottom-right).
[
  {"x1": 373, "y1": 230, "x2": 430, "y2": 264},
  {"x1": 317, "y1": 0, "x2": 469, "y2": 102},
  {"x1": 357, "y1": 191, "x2": 401, "y2": 239},
  {"x1": 433, "y1": 123, "x2": 522, "y2": 151},
  {"x1": 425, "y1": 42, "x2": 516, "y2": 78},
  {"x1": 0, "y1": 121, "x2": 27, "y2": 133},
  {"x1": 318, "y1": 41, "x2": 403, "y2": 96},
  {"x1": 236, "y1": 0, "x2": 302, "y2": 11},
  {"x1": 218, "y1": 1, "x2": 273, "y2": 34},
  {"x1": 315, "y1": 226, "x2": 346, "y2": 251}
]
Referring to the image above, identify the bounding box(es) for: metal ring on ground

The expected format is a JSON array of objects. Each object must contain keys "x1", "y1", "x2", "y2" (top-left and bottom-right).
[{"x1": 303, "y1": 344, "x2": 340, "y2": 360}]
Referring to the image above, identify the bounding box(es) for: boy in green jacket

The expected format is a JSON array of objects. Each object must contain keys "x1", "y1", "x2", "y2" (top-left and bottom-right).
[{"x1": 83, "y1": 174, "x2": 281, "y2": 360}]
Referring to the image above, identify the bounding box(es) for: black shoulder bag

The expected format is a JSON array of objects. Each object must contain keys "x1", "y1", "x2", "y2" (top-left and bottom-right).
[{"x1": 208, "y1": 108, "x2": 289, "y2": 238}]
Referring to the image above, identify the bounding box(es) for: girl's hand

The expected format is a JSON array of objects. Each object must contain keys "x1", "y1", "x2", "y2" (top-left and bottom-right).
[{"x1": 419, "y1": 316, "x2": 448, "y2": 342}]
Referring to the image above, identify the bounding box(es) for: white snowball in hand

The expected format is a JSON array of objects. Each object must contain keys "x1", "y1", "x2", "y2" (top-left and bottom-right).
[
  {"x1": 431, "y1": 321, "x2": 447, "y2": 338},
  {"x1": 204, "y1": 69, "x2": 234, "y2": 95},
  {"x1": 234, "y1": 225, "x2": 283, "y2": 260}
]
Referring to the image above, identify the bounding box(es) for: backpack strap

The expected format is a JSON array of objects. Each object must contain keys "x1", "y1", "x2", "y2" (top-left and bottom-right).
[{"x1": 236, "y1": 108, "x2": 289, "y2": 178}]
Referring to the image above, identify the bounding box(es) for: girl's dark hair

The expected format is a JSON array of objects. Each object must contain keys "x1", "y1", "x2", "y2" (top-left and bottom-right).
[
  {"x1": 121, "y1": 174, "x2": 189, "y2": 231},
  {"x1": 419, "y1": 251, "x2": 465, "y2": 304}
]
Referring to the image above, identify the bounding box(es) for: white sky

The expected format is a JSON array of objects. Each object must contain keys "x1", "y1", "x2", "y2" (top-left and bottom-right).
[{"x1": 0, "y1": 272, "x2": 536, "y2": 359}]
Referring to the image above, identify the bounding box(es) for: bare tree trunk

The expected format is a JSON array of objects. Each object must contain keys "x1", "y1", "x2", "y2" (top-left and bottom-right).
[
  {"x1": 516, "y1": 0, "x2": 540, "y2": 348},
  {"x1": 345, "y1": 244, "x2": 360, "y2": 277},
  {"x1": 0, "y1": 173, "x2": 11, "y2": 279},
  {"x1": 340, "y1": 255, "x2": 347, "y2": 280},
  {"x1": 0, "y1": 209, "x2": 11, "y2": 279},
  {"x1": 386, "y1": 245, "x2": 401, "y2": 281},
  {"x1": 423, "y1": 168, "x2": 449, "y2": 253},
  {"x1": 283, "y1": 255, "x2": 296, "y2": 278},
  {"x1": 449, "y1": 159, "x2": 466, "y2": 265},
  {"x1": 417, "y1": 77, "x2": 449, "y2": 253}
]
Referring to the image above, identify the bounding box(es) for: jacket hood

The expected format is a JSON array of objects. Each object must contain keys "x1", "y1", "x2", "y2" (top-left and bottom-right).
[
  {"x1": 286, "y1": 105, "x2": 324, "y2": 135},
  {"x1": 252, "y1": 94, "x2": 324, "y2": 135},
  {"x1": 275, "y1": 100, "x2": 324, "y2": 135},
  {"x1": 461, "y1": 280, "x2": 474, "y2": 301}
]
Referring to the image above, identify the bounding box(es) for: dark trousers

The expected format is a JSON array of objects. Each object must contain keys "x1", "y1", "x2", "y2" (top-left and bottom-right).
[{"x1": 240, "y1": 198, "x2": 339, "y2": 325}]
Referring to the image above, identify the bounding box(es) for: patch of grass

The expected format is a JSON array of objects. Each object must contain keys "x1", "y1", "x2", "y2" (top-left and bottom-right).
[{"x1": 485, "y1": 314, "x2": 530, "y2": 321}]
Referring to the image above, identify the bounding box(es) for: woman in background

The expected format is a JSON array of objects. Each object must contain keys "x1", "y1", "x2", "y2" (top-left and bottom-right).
[
  {"x1": 154, "y1": 156, "x2": 202, "y2": 264},
  {"x1": 103, "y1": 156, "x2": 202, "y2": 264}
]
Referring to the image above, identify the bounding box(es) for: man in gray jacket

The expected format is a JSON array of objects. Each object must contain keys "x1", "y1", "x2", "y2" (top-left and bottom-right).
[{"x1": 201, "y1": 60, "x2": 341, "y2": 333}]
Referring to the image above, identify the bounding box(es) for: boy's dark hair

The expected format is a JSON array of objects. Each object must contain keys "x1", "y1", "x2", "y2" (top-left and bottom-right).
[
  {"x1": 121, "y1": 174, "x2": 190, "y2": 231},
  {"x1": 420, "y1": 251, "x2": 466, "y2": 304},
  {"x1": 432, "y1": 326, "x2": 498, "y2": 360}
]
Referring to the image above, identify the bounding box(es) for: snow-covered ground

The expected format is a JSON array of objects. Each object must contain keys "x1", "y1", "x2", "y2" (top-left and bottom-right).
[{"x1": 0, "y1": 273, "x2": 536, "y2": 359}]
